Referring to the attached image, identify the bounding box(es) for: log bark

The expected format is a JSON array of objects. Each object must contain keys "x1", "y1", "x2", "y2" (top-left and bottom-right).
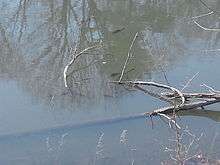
[{"x1": 147, "y1": 99, "x2": 220, "y2": 116}]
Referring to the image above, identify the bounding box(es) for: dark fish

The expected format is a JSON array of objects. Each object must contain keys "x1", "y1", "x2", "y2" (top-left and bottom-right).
[
  {"x1": 112, "y1": 27, "x2": 125, "y2": 34},
  {"x1": 110, "y1": 72, "x2": 120, "y2": 77},
  {"x1": 110, "y1": 68, "x2": 135, "y2": 77}
]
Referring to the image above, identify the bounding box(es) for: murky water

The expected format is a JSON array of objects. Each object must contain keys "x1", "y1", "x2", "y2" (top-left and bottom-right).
[{"x1": 0, "y1": 0, "x2": 220, "y2": 164}]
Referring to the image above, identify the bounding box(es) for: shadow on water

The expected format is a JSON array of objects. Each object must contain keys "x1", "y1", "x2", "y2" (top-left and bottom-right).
[
  {"x1": 0, "y1": 107, "x2": 220, "y2": 139},
  {"x1": 179, "y1": 109, "x2": 220, "y2": 122}
]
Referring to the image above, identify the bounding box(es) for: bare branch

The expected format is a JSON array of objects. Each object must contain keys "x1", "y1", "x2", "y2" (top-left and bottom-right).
[
  {"x1": 163, "y1": 92, "x2": 218, "y2": 99},
  {"x1": 181, "y1": 72, "x2": 199, "y2": 92},
  {"x1": 148, "y1": 99, "x2": 220, "y2": 116},
  {"x1": 112, "y1": 80, "x2": 220, "y2": 116},
  {"x1": 200, "y1": 83, "x2": 220, "y2": 94},
  {"x1": 198, "y1": 0, "x2": 217, "y2": 13},
  {"x1": 193, "y1": 20, "x2": 220, "y2": 32},
  {"x1": 133, "y1": 84, "x2": 174, "y2": 104},
  {"x1": 157, "y1": 113, "x2": 181, "y2": 129},
  {"x1": 63, "y1": 43, "x2": 102, "y2": 87},
  {"x1": 201, "y1": 49, "x2": 220, "y2": 52},
  {"x1": 191, "y1": 11, "x2": 214, "y2": 20},
  {"x1": 119, "y1": 32, "x2": 139, "y2": 82},
  {"x1": 120, "y1": 81, "x2": 185, "y2": 106}
]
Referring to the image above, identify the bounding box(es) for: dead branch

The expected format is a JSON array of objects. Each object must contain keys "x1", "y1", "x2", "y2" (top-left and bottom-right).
[
  {"x1": 193, "y1": 20, "x2": 220, "y2": 32},
  {"x1": 201, "y1": 49, "x2": 220, "y2": 52},
  {"x1": 162, "y1": 92, "x2": 220, "y2": 99},
  {"x1": 112, "y1": 80, "x2": 220, "y2": 116},
  {"x1": 200, "y1": 83, "x2": 220, "y2": 94},
  {"x1": 113, "y1": 80, "x2": 185, "y2": 106},
  {"x1": 181, "y1": 72, "x2": 199, "y2": 91},
  {"x1": 63, "y1": 43, "x2": 102, "y2": 88},
  {"x1": 119, "y1": 32, "x2": 138, "y2": 82},
  {"x1": 157, "y1": 113, "x2": 181, "y2": 129},
  {"x1": 190, "y1": 11, "x2": 214, "y2": 20},
  {"x1": 198, "y1": 0, "x2": 218, "y2": 14},
  {"x1": 147, "y1": 99, "x2": 220, "y2": 116},
  {"x1": 133, "y1": 84, "x2": 174, "y2": 104}
]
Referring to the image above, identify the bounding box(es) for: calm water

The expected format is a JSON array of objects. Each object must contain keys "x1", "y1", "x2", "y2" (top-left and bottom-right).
[{"x1": 0, "y1": 0, "x2": 220, "y2": 164}]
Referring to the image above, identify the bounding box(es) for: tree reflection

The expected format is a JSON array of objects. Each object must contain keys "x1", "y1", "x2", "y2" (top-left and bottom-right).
[{"x1": 0, "y1": 0, "x2": 219, "y2": 109}]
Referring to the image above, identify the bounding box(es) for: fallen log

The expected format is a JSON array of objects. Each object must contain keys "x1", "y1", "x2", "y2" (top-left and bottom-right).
[
  {"x1": 162, "y1": 92, "x2": 220, "y2": 99},
  {"x1": 112, "y1": 80, "x2": 220, "y2": 116},
  {"x1": 147, "y1": 99, "x2": 220, "y2": 116},
  {"x1": 112, "y1": 80, "x2": 185, "y2": 106}
]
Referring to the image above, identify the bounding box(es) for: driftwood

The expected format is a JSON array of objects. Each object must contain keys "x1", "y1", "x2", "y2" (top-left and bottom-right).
[{"x1": 112, "y1": 81, "x2": 220, "y2": 116}]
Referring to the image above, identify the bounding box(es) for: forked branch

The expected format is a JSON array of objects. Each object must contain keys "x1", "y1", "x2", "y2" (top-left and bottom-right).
[{"x1": 63, "y1": 43, "x2": 102, "y2": 88}]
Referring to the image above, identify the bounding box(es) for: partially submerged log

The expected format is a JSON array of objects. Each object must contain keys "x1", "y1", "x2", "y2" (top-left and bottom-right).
[
  {"x1": 147, "y1": 99, "x2": 220, "y2": 116},
  {"x1": 112, "y1": 81, "x2": 220, "y2": 116}
]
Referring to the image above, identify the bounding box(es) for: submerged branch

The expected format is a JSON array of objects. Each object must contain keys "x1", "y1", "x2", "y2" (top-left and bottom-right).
[
  {"x1": 148, "y1": 99, "x2": 220, "y2": 116},
  {"x1": 63, "y1": 43, "x2": 102, "y2": 88}
]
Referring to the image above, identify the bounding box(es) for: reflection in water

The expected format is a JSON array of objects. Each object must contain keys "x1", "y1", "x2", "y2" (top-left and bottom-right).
[
  {"x1": 180, "y1": 109, "x2": 220, "y2": 122},
  {"x1": 0, "y1": 0, "x2": 219, "y2": 107},
  {"x1": 0, "y1": 0, "x2": 216, "y2": 105}
]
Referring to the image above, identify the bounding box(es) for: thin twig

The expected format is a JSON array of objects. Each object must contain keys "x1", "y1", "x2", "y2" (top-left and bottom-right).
[
  {"x1": 200, "y1": 83, "x2": 220, "y2": 94},
  {"x1": 181, "y1": 72, "x2": 199, "y2": 92},
  {"x1": 191, "y1": 11, "x2": 214, "y2": 20},
  {"x1": 158, "y1": 113, "x2": 181, "y2": 129},
  {"x1": 119, "y1": 32, "x2": 138, "y2": 82},
  {"x1": 159, "y1": 65, "x2": 170, "y2": 85},
  {"x1": 201, "y1": 49, "x2": 220, "y2": 52},
  {"x1": 198, "y1": 0, "x2": 217, "y2": 13}
]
